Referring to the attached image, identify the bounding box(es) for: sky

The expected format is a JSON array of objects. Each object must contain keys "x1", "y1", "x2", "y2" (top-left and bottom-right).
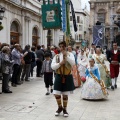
[{"x1": 81, "y1": 0, "x2": 90, "y2": 10}]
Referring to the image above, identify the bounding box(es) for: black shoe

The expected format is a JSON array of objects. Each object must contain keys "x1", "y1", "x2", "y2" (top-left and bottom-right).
[
  {"x1": 111, "y1": 86, "x2": 114, "y2": 90},
  {"x1": 25, "y1": 80, "x2": 30, "y2": 82},
  {"x1": 16, "y1": 82, "x2": 21, "y2": 85},
  {"x1": 115, "y1": 85, "x2": 117, "y2": 89},
  {"x1": 12, "y1": 83, "x2": 17, "y2": 87},
  {"x1": 2, "y1": 90, "x2": 12, "y2": 93},
  {"x1": 55, "y1": 107, "x2": 63, "y2": 116},
  {"x1": 51, "y1": 89, "x2": 53, "y2": 93},
  {"x1": 63, "y1": 109, "x2": 69, "y2": 117},
  {"x1": 46, "y1": 92, "x2": 50, "y2": 95}
]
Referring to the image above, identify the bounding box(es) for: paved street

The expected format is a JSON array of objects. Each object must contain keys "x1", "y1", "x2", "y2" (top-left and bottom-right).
[{"x1": 0, "y1": 75, "x2": 120, "y2": 120}]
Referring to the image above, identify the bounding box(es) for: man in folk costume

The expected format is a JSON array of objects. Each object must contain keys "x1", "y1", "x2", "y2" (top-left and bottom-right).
[
  {"x1": 108, "y1": 42, "x2": 120, "y2": 90},
  {"x1": 51, "y1": 41, "x2": 75, "y2": 117}
]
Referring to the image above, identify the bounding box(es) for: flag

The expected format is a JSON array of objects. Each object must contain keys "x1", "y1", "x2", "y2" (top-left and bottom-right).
[{"x1": 70, "y1": 0, "x2": 77, "y2": 32}]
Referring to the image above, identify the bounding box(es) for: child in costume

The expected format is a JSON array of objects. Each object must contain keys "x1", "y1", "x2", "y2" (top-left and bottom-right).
[{"x1": 42, "y1": 52, "x2": 53, "y2": 95}]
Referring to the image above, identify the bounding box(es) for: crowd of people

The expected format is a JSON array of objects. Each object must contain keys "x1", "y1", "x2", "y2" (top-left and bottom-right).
[
  {"x1": 0, "y1": 43, "x2": 59, "y2": 93},
  {"x1": 0, "y1": 41, "x2": 120, "y2": 117}
]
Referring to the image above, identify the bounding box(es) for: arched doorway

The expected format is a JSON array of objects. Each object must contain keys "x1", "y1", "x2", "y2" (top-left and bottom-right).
[
  {"x1": 32, "y1": 27, "x2": 39, "y2": 47},
  {"x1": 10, "y1": 21, "x2": 20, "y2": 45}
]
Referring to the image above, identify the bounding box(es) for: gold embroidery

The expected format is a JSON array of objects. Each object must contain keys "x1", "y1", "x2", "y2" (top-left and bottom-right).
[{"x1": 90, "y1": 71, "x2": 108, "y2": 95}]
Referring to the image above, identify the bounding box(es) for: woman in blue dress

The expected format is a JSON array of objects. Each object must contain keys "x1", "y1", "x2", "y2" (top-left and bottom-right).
[{"x1": 81, "y1": 57, "x2": 108, "y2": 100}]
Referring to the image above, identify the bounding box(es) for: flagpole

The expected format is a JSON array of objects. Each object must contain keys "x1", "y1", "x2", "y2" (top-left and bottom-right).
[{"x1": 65, "y1": 0, "x2": 70, "y2": 46}]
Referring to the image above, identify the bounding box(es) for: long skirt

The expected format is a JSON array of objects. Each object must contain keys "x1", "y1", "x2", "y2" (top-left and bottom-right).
[
  {"x1": 72, "y1": 65, "x2": 81, "y2": 87},
  {"x1": 81, "y1": 77, "x2": 108, "y2": 100},
  {"x1": 97, "y1": 64, "x2": 111, "y2": 88},
  {"x1": 78, "y1": 64, "x2": 86, "y2": 78}
]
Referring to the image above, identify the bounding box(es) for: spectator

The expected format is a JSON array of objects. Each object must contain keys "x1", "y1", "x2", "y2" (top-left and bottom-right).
[
  {"x1": 36, "y1": 45, "x2": 44, "y2": 77},
  {"x1": 30, "y1": 46, "x2": 36, "y2": 77},
  {"x1": 51, "y1": 46, "x2": 55, "y2": 58},
  {"x1": 21, "y1": 45, "x2": 32, "y2": 81},
  {"x1": 54, "y1": 46, "x2": 59, "y2": 54},
  {"x1": 12, "y1": 44, "x2": 22, "y2": 87},
  {"x1": 1, "y1": 46, "x2": 14, "y2": 93}
]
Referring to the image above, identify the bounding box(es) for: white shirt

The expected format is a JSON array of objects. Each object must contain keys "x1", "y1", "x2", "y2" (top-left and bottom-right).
[
  {"x1": 114, "y1": 50, "x2": 117, "y2": 54},
  {"x1": 51, "y1": 52, "x2": 75, "y2": 70}
]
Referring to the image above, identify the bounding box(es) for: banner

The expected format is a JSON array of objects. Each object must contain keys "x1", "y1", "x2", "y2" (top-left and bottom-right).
[
  {"x1": 42, "y1": 0, "x2": 62, "y2": 29},
  {"x1": 70, "y1": 1, "x2": 77, "y2": 32},
  {"x1": 93, "y1": 25, "x2": 104, "y2": 46},
  {"x1": 62, "y1": 0, "x2": 66, "y2": 32}
]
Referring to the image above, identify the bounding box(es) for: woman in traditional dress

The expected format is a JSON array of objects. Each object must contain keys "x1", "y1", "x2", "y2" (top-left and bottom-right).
[
  {"x1": 93, "y1": 48, "x2": 111, "y2": 88},
  {"x1": 77, "y1": 49, "x2": 88, "y2": 79},
  {"x1": 88, "y1": 48, "x2": 95, "y2": 59},
  {"x1": 81, "y1": 58, "x2": 108, "y2": 100},
  {"x1": 68, "y1": 46, "x2": 81, "y2": 87}
]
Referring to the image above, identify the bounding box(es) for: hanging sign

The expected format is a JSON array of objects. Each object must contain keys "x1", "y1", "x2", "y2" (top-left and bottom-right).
[{"x1": 42, "y1": 0, "x2": 62, "y2": 29}]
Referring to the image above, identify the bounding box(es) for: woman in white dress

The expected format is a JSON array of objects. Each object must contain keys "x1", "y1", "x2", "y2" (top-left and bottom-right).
[
  {"x1": 88, "y1": 48, "x2": 95, "y2": 59},
  {"x1": 93, "y1": 48, "x2": 111, "y2": 88},
  {"x1": 77, "y1": 49, "x2": 88, "y2": 78},
  {"x1": 81, "y1": 58, "x2": 108, "y2": 100}
]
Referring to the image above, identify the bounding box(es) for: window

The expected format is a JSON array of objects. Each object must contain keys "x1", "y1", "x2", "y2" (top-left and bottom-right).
[
  {"x1": 32, "y1": 27, "x2": 39, "y2": 47},
  {"x1": 79, "y1": 25, "x2": 83, "y2": 31},
  {"x1": 70, "y1": 16, "x2": 72, "y2": 21},
  {"x1": 97, "y1": 13, "x2": 105, "y2": 23},
  {"x1": 97, "y1": 9, "x2": 106, "y2": 23},
  {"x1": 11, "y1": 21, "x2": 19, "y2": 32},
  {"x1": 77, "y1": 16, "x2": 80, "y2": 23},
  {"x1": 79, "y1": 34, "x2": 82, "y2": 40}
]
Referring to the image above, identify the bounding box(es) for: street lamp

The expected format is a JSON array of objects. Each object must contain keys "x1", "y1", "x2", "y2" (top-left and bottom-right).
[{"x1": 0, "y1": 7, "x2": 5, "y2": 20}]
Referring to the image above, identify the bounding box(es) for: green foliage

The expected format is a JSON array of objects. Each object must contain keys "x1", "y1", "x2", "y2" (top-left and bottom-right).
[{"x1": 0, "y1": 25, "x2": 3, "y2": 31}]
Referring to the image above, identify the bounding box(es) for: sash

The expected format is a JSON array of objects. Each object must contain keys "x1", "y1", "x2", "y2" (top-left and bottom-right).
[
  {"x1": 96, "y1": 56, "x2": 109, "y2": 75},
  {"x1": 90, "y1": 71, "x2": 108, "y2": 95}
]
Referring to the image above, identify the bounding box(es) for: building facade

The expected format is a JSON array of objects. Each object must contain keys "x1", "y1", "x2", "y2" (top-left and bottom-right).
[
  {"x1": 0, "y1": 0, "x2": 61, "y2": 48},
  {"x1": 89, "y1": 0, "x2": 120, "y2": 47},
  {"x1": 70, "y1": 0, "x2": 90, "y2": 47}
]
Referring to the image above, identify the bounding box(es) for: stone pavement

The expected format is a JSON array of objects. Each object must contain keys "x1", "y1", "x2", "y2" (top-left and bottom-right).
[{"x1": 0, "y1": 76, "x2": 120, "y2": 120}]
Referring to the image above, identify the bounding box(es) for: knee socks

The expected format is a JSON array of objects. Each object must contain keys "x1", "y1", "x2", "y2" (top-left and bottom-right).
[
  {"x1": 54, "y1": 95, "x2": 62, "y2": 108},
  {"x1": 63, "y1": 96, "x2": 68, "y2": 110},
  {"x1": 112, "y1": 78, "x2": 115, "y2": 86},
  {"x1": 115, "y1": 77, "x2": 117, "y2": 85}
]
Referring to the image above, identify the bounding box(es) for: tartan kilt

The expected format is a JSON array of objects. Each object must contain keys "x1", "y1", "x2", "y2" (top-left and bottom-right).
[{"x1": 53, "y1": 74, "x2": 75, "y2": 95}]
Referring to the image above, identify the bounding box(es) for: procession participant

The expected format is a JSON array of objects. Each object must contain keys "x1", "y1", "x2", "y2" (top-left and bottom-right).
[
  {"x1": 77, "y1": 49, "x2": 88, "y2": 79},
  {"x1": 91, "y1": 43, "x2": 96, "y2": 51},
  {"x1": 42, "y1": 52, "x2": 53, "y2": 95},
  {"x1": 68, "y1": 46, "x2": 81, "y2": 87},
  {"x1": 88, "y1": 48, "x2": 95, "y2": 59},
  {"x1": 103, "y1": 46, "x2": 110, "y2": 60},
  {"x1": 51, "y1": 41, "x2": 75, "y2": 117},
  {"x1": 81, "y1": 57, "x2": 108, "y2": 100},
  {"x1": 93, "y1": 48, "x2": 111, "y2": 88},
  {"x1": 107, "y1": 42, "x2": 120, "y2": 90}
]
